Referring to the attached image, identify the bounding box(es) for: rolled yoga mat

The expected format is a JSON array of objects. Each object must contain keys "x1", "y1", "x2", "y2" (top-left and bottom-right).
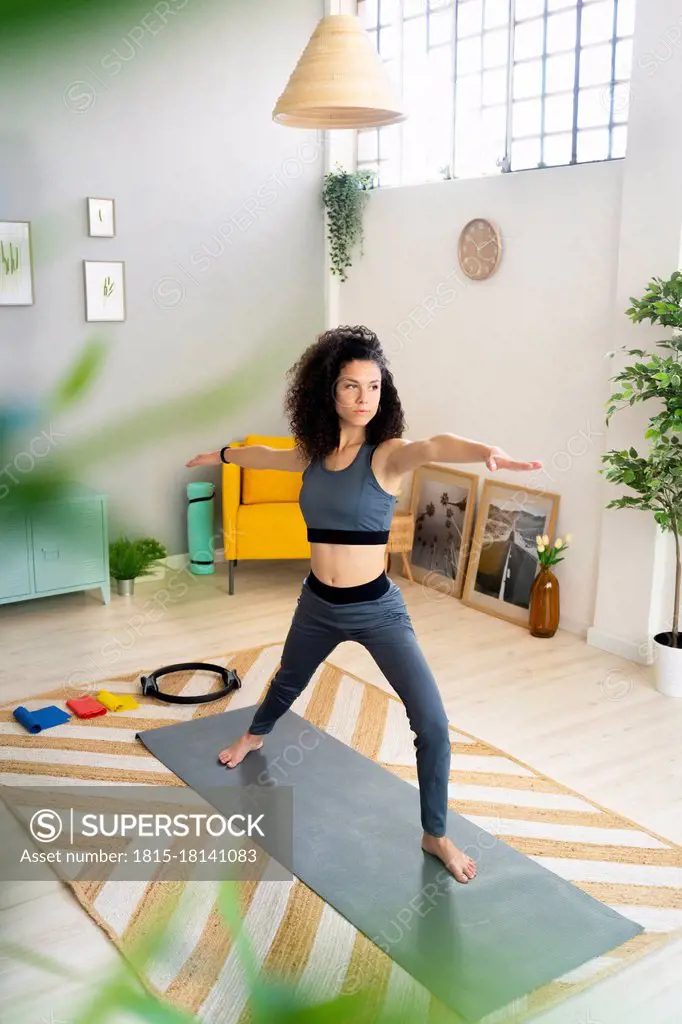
[
  {"x1": 187, "y1": 481, "x2": 215, "y2": 575},
  {"x1": 137, "y1": 706, "x2": 643, "y2": 1021}
]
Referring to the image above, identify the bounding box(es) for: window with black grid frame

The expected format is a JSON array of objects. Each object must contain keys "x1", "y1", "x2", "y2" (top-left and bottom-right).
[{"x1": 356, "y1": 0, "x2": 635, "y2": 187}]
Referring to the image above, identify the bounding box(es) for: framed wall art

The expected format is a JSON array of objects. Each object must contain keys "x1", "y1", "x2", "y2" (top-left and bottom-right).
[
  {"x1": 88, "y1": 197, "x2": 116, "y2": 237},
  {"x1": 404, "y1": 463, "x2": 479, "y2": 599},
  {"x1": 0, "y1": 220, "x2": 34, "y2": 305},
  {"x1": 83, "y1": 260, "x2": 126, "y2": 321},
  {"x1": 462, "y1": 479, "x2": 560, "y2": 627}
]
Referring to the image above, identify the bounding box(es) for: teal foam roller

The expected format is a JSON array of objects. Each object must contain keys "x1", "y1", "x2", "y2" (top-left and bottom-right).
[{"x1": 187, "y1": 481, "x2": 215, "y2": 575}]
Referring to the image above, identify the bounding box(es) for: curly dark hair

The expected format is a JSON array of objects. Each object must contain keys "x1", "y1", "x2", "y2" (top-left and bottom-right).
[{"x1": 284, "y1": 325, "x2": 406, "y2": 462}]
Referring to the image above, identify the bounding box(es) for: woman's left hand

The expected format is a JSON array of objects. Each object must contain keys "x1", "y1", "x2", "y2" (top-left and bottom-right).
[{"x1": 486, "y1": 446, "x2": 543, "y2": 472}]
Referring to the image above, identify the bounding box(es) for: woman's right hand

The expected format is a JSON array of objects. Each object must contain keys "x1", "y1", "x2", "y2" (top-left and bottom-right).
[{"x1": 186, "y1": 451, "x2": 221, "y2": 468}]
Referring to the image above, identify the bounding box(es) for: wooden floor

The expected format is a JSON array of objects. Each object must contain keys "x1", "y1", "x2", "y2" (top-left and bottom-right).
[{"x1": 2, "y1": 559, "x2": 681, "y2": 1023}]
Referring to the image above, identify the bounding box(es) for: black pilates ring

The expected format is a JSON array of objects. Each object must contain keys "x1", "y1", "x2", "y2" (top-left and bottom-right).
[{"x1": 139, "y1": 662, "x2": 242, "y2": 704}]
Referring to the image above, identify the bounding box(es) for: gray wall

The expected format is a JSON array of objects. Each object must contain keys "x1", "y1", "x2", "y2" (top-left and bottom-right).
[{"x1": 0, "y1": 0, "x2": 325, "y2": 552}]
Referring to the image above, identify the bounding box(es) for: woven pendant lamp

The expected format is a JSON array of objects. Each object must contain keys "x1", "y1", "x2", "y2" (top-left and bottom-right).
[{"x1": 272, "y1": 14, "x2": 406, "y2": 130}]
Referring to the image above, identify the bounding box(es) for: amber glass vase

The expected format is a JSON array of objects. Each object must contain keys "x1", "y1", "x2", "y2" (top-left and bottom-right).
[{"x1": 529, "y1": 566, "x2": 560, "y2": 638}]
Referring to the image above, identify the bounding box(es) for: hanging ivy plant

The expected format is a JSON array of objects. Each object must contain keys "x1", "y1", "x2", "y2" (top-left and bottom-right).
[{"x1": 322, "y1": 165, "x2": 376, "y2": 282}]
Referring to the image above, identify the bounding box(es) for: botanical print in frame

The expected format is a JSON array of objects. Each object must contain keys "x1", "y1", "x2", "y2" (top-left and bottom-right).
[
  {"x1": 83, "y1": 260, "x2": 126, "y2": 322},
  {"x1": 404, "y1": 463, "x2": 478, "y2": 599},
  {"x1": 462, "y1": 478, "x2": 560, "y2": 627},
  {"x1": 88, "y1": 197, "x2": 116, "y2": 237},
  {"x1": 0, "y1": 221, "x2": 34, "y2": 305}
]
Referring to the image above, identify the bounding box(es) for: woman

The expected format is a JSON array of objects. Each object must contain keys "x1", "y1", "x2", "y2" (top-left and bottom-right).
[{"x1": 186, "y1": 325, "x2": 542, "y2": 884}]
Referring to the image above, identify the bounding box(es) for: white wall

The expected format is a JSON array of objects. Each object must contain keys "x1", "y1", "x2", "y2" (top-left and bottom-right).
[
  {"x1": 338, "y1": 0, "x2": 682, "y2": 647},
  {"x1": 0, "y1": 0, "x2": 325, "y2": 552},
  {"x1": 339, "y1": 158, "x2": 623, "y2": 637},
  {"x1": 590, "y1": 0, "x2": 682, "y2": 661}
]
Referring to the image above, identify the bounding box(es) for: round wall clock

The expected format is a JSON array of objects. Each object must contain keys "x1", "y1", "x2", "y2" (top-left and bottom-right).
[{"x1": 457, "y1": 218, "x2": 503, "y2": 280}]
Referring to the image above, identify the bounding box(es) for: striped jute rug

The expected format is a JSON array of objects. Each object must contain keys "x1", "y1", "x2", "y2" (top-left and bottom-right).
[{"x1": 2, "y1": 642, "x2": 681, "y2": 1024}]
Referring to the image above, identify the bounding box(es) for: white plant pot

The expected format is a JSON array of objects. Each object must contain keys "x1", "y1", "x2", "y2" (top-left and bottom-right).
[{"x1": 652, "y1": 632, "x2": 682, "y2": 697}]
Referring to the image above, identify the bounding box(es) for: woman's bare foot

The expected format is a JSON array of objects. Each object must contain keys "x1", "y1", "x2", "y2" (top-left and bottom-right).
[
  {"x1": 218, "y1": 731, "x2": 264, "y2": 767},
  {"x1": 421, "y1": 833, "x2": 477, "y2": 884}
]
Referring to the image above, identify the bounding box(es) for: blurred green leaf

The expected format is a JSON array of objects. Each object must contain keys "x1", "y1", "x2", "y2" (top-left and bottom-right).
[
  {"x1": 66, "y1": 331, "x2": 291, "y2": 464},
  {"x1": 116, "y1": 989, "x2": 197, "y2": 1024},
  {"x1": 0, "y1": 939, "x2": 78, "y2": 981},
  {"x1": 217, "y1": 882, "x2": 259, "y2": 989},
  {"x1": 48, "y1": 336, "x2": 109, "y2": 414},
  {"x1": 0, "y1": 329, "x2": 298, "y2": 513},
  {"x1": 0, "y1": 0, "x2": 150, "y2": 40},
  {"x1": 212, "y1": 883, "x2": 427, "y2": 1024},
  {"x1": 70, "y1": 892, "x2": 182, "y2": 1024}
]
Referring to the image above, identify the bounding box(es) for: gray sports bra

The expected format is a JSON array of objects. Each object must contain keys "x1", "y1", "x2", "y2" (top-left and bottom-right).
[{"x1": 299, "y1": 442, "x2": 397, "y2": 544}]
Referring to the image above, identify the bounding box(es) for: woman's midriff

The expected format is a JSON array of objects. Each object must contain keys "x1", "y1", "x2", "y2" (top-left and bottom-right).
[{"x1": 309, "y1": 542, "x2": 387, "y2": 587}]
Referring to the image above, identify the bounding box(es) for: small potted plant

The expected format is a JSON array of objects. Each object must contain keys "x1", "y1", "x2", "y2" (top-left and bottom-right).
[
  {"x1": 109, "y1": 535, "x2": 167, "y2": 596},
  {"x1": 528, "y1": 534, "x2": 572, "y2": 638}
]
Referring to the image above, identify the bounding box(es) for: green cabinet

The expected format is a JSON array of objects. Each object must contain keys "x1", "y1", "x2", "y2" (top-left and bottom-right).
[
  {"x1": 0, "y1": 484, "x2": 110, "y2": 605},
  {"x1": 0, "y1": 513, "x2": 31, "y2": 600}
]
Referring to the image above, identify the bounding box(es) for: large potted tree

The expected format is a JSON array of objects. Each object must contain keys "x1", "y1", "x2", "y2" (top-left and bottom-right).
[{"x1": 601, "y1": 270, "x2": 682, "y2": 696}]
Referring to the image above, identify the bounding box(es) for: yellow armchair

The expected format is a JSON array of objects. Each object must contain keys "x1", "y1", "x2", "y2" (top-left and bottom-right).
[{"x1": 222, "y1": 434, "x2": 311, "y2": 594}]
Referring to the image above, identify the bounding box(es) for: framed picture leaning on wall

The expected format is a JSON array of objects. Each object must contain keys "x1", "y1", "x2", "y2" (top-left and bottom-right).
[
  {"x1": 462, "y1": 478, "x2": 560, "y2": 627},
  {"x1": 404, "y1": 463, "x2": 478, "y2": 599}
]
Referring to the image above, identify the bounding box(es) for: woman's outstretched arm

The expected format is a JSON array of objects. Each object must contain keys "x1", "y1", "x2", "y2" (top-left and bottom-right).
[
  {"x1": 384, "y1": 435, "x2": 543, "y2": 475},
  {"x1": 186, "y1": 445, "x2": 309, "y2": 472}
]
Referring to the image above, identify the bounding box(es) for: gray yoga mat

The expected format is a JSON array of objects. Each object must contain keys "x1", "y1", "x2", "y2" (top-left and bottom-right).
[{"x1": 137, "y1": 705, "x2": 643, "y2": 1021}]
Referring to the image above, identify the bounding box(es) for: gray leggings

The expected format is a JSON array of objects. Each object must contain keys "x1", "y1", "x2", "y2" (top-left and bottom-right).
[{"x1": 248, "y1": 572, "x2": 451, "y2": 837}]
